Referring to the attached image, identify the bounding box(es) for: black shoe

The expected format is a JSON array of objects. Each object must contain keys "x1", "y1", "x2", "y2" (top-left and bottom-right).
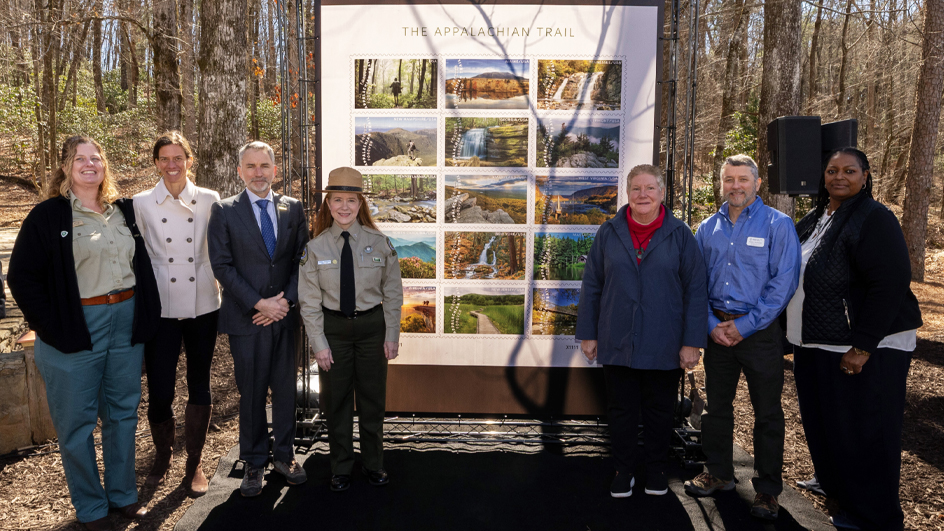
[
  {"x1": 610, "y1": 470, "x2": 635, "y2": 498},
  {"x1": 361, "y1": 466, "x2": 389, "y2": 486},
  {"x1": 330, "y1": 474, "x2": 351, "y2": 492},
  {"x1": 645, "y1": 471, "x2": 669, "y2": 496}
]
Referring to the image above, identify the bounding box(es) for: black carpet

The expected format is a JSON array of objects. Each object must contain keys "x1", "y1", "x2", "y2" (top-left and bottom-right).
[{"x1": 175, "y1": 442, "x2": 830, "y2": 531}]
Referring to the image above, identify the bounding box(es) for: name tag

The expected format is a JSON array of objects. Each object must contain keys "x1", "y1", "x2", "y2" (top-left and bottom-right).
[
  {"x1": 746, "y1": 237, "x2": 765, "y2": 247},
  {"x1": 317, "y1": 259, "x2": 335, "y2": 265},
  {"x1": 277, "y1": 203, "x2": 288, "y2": 211},
  {"x1": 373, "y1": 257, "x2": 382, "y2": 263}
]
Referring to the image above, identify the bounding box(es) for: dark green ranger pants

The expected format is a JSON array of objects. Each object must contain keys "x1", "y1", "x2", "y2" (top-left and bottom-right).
[{"x1": 320, "y1": 309, "x2": 388, "y2": 475}]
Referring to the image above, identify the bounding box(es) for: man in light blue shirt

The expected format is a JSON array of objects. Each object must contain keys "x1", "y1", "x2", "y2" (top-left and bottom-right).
[{"x1": 684, "y1": 154, "x2": 800, "y2": 521}]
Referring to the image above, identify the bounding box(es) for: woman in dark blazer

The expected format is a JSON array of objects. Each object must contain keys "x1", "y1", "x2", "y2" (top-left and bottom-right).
[
  {"x1": 577, "y1": 164, "x2": 707, "y2": 498},
  {"x1": 8, "y1": 136, "x2": 160, "y2": 531},
  {"x1": 787, "y1": 148, "x2": 921, "y2": 531}
]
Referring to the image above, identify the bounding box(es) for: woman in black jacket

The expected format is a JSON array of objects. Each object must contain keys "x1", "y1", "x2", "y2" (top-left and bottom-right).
[
  {"x1": 8, "y1": 136, "x2": 160, "y2": 531},
  {"x1": 786, "y1": 148, "x2": 921, "y2": 531}
]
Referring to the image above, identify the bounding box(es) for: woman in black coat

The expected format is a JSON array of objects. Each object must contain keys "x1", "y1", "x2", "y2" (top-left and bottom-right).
[
  {"x1": 8, "y1": 136, "x2": 160, "y2": 531},
  {"x1": 785, "y1": 148, "x2": 921, "y2": 531}
]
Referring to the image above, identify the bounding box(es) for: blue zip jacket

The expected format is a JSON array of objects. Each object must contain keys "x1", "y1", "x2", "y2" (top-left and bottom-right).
[{"x1": 576, "y1": 205, "x2": 708, "y2": 369}]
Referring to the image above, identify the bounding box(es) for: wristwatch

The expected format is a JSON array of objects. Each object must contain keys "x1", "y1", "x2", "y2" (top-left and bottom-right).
[{"x1": 853, "y1": 347, "x2": 871, "y2": 358}]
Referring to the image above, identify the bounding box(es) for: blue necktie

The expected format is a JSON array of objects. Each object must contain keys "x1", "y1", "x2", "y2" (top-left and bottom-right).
[{"x1": 256, "y1": 199, "x2": 276, "y2": 259}]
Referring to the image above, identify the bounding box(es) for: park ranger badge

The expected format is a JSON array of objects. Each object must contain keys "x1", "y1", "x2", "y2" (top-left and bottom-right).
[
  {"x1": 365, "y1": 246, "x2": 373, "y2": 254},
  {"x1": 386, "y1": 237, "x2": 396, "y2": 256},
  {"x1": 300, "y1": 247, "x2": 309, "y2": 266}
]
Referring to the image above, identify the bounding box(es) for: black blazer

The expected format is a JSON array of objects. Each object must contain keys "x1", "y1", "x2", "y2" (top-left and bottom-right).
[
  {"x1": 207, "y1": 190, "x2": 308, "y2": 335},
  {"x1": 7, "y1": 196, "x2": 161, "y2": 353}
]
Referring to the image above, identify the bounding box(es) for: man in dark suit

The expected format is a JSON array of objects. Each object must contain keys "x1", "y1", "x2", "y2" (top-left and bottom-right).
[{"x1": 208, "y1": 141, "x2": 309, "y2": 497}]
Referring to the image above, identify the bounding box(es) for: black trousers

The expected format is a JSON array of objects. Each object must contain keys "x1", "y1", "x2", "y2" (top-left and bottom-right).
[
  {"x1": 603, "y1": 365, "x2": 682, "y2": 479},
  {"x1": 230, "y1": 323, "x2": 297, "y2": 469},
  {"x1": 144, "y1": 310, "x2": 219, "y2": 424},
  {"x1": 319, "y1": 309, "x2": 388, "y2": 476},
  {"x1": 794, "y1": 345, "x2": 910, "y2": 531},
  {"x1": 702, "y1": 320, "x2": 785, "y2": 496}
]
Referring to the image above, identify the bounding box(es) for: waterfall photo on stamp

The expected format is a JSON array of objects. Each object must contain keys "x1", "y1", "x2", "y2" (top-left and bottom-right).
[
  {"x1": 538, "y1": 59, "x2": 622, "y2": 111},
  {"x1": 444, "y1": 231, "x2": 526, "y2": 280},
  {"x1": 444, "y1": 117, "x2": 529, "y2": 168}
]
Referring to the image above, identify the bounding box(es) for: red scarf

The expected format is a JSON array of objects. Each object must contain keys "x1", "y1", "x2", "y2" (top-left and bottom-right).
[{"x1": 627, "y1": 205, "x2": 665, "y2": 264}]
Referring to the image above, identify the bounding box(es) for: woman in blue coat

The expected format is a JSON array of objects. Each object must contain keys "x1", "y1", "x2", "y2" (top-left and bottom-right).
[{"x1": 577, "y1": 164, "x2": 708, "y2": 498}]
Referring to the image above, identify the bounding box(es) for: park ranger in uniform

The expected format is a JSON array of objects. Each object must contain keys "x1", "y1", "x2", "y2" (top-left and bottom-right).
[{"x1": 298, "y1": 167, "x2": 403, "y2": 492}]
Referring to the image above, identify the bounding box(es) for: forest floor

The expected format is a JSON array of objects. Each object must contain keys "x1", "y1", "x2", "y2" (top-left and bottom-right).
[{"x1": 1, "y1": 175, "x2": 944, "y2": 530}]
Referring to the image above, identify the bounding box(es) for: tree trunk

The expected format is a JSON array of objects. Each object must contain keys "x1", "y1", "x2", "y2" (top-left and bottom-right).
[
  {"x1": 180, "y1": 0, "x2": 195, "y2": 138},
  {"x1": 901, "y1": 0, "x2": 944, "y2": 281},
  {"x1": 835, "y1": 0, "x2": 854, "y2": 117},
  {"x1": 248, "y1": 0, "x2": 260, "y2": 139},
  {"x1": 757, "y1": 0, "x2": 801, "y2": 217},
  {"x1": 154, "y1": 0, "x2": 182, "y2": 132},
  {"x1": 711, "y1": 0, "x2": 747, "y2": 209},
  {"x1": 60, "y1": 21, "x2": 89, "y2": 112},
  {"x1": 264, "y1": 0, "x2": 276, "y2": 95},
  {"x1": 417, "y1": 59, "x2": 426, "y2": 100},
  {"x1": 806, "y1": 1, "x2": 824, "y2": 111},
  {"x1": 30, "y1": 0, "x2": 47, "y2": 189},
  {"x1": 865, "y1": 0, "x2": 878, "y2": 151},
  {"x1": 197, "y1": 0, "x2": 247, "y2": 196},
  {"x1": 43, "y1": 0, "x2": 60, "y2": 166},
  {"x1": 507, "y1": 235, "x2": 518, "y2": 274},
  {"x1": 92, "y1": 0, "x2": 104, "y2": 114}
]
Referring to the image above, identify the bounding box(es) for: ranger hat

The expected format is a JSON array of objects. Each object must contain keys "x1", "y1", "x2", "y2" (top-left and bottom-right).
[{"x1": 316, "y1": 167, "x2": 373, "y2": 195}]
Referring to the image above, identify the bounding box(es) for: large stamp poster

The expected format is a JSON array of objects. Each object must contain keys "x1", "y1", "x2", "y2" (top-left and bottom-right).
[{"x1": 321, "y1": 2, "x2": 660, "y2": 368}]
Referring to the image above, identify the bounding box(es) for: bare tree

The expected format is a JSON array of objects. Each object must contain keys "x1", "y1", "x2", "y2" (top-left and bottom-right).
[
  {"x1": 154, "y1": 0, "x2": 181, "y2": 131},
  {"x1": 710, "y1": 0, "x2": 748, "y2": 208},
  {"x1": 92, "y1": 0, "x2": 104, "y2": 114},
  {"x1": 197, "y1": 0, "x2": 247, "y2": 195},
  {"x1": 901, "y1": 0, "x2": 944, "y2": 281},
  {"x1": 180, "y1": 0, "x2": 196, "y2": 139},
  {"x1": 757, "y1": 0, "x2": 802, "y2": 217}
]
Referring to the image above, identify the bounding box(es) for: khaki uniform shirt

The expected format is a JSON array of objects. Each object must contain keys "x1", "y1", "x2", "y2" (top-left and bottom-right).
[
  {"x1": 299, "y1": 220, "x2": 403, "y2": 353},
  {"x1": 69, "y1": 191, "x2": 136, "y2": 298}
]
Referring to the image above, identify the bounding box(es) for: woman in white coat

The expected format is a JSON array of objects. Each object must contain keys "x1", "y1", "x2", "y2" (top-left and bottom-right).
[{"x1": 133, "y1": 131, "x2": 221, "y2": 497}]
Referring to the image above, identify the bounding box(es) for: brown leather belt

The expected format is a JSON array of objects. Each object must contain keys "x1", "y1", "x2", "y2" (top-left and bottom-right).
[
  {"x1": 713, "y1": 309, "x2": 745, "y2": 322},
  {"x1": 322, "y1": 304, "x2": 381, "y2": 320},
  {"x1": 81, "y1": 288, "x2": 134, "y2": 306}
]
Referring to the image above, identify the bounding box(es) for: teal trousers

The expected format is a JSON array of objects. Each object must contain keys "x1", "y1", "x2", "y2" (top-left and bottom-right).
[{"x1": 34, "y1": 296, "x2": 143, "y2": 523}]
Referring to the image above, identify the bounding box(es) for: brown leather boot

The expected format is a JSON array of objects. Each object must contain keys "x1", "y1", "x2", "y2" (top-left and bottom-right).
[
  {"x1": 183, "y1": 404, "x2": 212, "y2": 497},
  {"x1": 145, "y1": 417, "x2": 176, "y2": 486}
]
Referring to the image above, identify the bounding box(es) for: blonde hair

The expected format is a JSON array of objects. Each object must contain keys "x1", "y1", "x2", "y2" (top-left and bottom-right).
[
  {"x1": 46, "y1": 136, "x2": 119, "y2": 205},
  {"x1": 153, "y1": 130, "x2": 196, "y2": 182},
  {"x1": 312, "y1": 192, "x2": 378, "y2": 237}
]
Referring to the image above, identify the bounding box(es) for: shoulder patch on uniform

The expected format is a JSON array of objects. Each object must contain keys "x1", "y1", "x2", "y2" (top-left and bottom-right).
[
  {"x1": 300, "y1": 247, "x2": 309, "y2": 266},
  {"x1": 386, "y1": 237, "x2": 397, "y2": 256}
]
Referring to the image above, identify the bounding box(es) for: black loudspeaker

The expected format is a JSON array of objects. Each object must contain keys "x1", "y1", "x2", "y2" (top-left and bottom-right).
[
  {"x1": 821, "y1": 119, "x2": 859, "y2": 162},
  {"x1": 767, "y1": 116, "x2": 822, "y2": 196}
]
